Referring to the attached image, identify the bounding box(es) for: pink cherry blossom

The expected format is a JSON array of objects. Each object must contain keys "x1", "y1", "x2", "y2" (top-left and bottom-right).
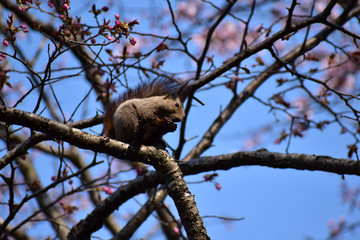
[
  {"x1": 63, "y1": 3, "x2": 69, "y2": 10},
  {"x1": 2, "y1": 40, "x2": 9, "y2": 47}
]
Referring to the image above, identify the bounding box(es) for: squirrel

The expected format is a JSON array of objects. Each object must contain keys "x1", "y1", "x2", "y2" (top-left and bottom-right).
[{"x1": 103, "y1": 77, "x2": 186, "y2": 149}]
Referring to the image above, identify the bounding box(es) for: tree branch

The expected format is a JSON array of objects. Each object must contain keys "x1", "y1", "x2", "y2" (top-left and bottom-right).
[
  {"x1": 66, "y1": 149, "x2": 360, "y2": 239},
  {"x1": 180, "y1": 149, "x2": 360, "y2": 177}
]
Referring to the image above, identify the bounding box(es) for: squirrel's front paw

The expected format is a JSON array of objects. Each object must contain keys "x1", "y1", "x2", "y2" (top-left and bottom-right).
[{"x1": 162, "y1": 117, "x2": 177, "y2": 132}]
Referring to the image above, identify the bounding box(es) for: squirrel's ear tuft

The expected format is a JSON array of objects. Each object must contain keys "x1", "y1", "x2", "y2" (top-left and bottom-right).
[
  {"x1": 163, "y1": 92, "x2": 178, "y2": 100},
  {"x1": 171, "y1": 92, "x2": 178, "y2": 100}
]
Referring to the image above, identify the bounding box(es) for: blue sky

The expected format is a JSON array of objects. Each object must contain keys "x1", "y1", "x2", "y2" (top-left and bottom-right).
[{"x1": 1, "y1": 0, "x2": 360, "y2": 239}]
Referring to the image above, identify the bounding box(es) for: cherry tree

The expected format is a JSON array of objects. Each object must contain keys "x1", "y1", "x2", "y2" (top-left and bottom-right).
[{"x1": 0, "y1": 0, "x2": 360, "y2": 239}]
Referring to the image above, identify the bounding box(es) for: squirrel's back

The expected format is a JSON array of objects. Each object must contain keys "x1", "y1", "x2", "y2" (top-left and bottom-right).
[{"x1": 103, "y1": 77, "x2": 182, "y2": 139}]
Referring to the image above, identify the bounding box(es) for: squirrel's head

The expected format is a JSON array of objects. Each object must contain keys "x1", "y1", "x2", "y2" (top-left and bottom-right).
[{"x1": 159, "y1": 94, "x2": 185, "y2": 122}]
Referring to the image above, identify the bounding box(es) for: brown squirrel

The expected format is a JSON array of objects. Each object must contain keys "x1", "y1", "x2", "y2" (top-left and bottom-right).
[{"x1": 103, "y1": 77, "x2": 185, "y2": 149}]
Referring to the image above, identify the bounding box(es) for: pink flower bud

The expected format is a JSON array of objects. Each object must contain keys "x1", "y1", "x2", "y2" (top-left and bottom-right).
[
  {"x1": 115, "y1": 14, "x2": 120, "y2": 20},
  {"x1": 91, "y1": 38, "x2": 96, "y2": 44},
  {"x1": 104, "y1": 186, "x2": 114, "y2": 195},
  {"x1": 136, "y1": 167, "x2": 143, "y2": 175},
  {"x1": 2, "y1": 40, "x2": 9, "y2": 47},
  {"x1": 19, "y1": 6, "x2": 26, "y2": 12},
  {"x1": 129, "y1": 38, "x2": 137, "y2": 46},
  {"x1": 203, "y1": 174, "x2": 210, "y2": 181},
  {"x1": 115, "y1": 20, "x2": 121, "y2": 26},
  {"x1": 173, "y1": 227, "x2": 180, "y2": 235},
  {"x1": 51, "y1": 176, "x2": 56, "y2": 181},
  {"x1": 20, "y1": 24, "x2": 27, "y2": 29},
  {"x1": 215, "y1": 182, "x2": 222, "y2": 191},
  {"x1": 48, "y1": 1, "x2": 54, "y2": 8}
]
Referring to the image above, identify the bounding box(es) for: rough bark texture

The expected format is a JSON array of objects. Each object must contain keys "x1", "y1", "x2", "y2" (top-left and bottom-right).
[
  {"x1": 148, "y1": 148, "x2": 210, "y2": 240},
  {"x1": 180, "y1": 149, "x2": 360, "y2": 177}
]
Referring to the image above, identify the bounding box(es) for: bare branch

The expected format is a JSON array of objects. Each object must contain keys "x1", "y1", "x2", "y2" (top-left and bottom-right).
[
  {"x1": 183, "y1": 2, "x2": 359, "y2": 161},
  {"x1": 112, "y1": 187, "x2": 168, "y2": 240}
]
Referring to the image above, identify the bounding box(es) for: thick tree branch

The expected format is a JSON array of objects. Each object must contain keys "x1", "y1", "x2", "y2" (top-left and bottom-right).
[
  {"x1": 149, "y1": 148, "x2": 209, "y2": 239},
  {"x1": 180, "y1": 149, "x2": 360, "y2": 177}
]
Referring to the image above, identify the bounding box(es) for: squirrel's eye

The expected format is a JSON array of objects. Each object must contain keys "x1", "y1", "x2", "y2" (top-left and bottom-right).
[{"x1": 175, "y1": 103, "x2": 180, "y2": 107}]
